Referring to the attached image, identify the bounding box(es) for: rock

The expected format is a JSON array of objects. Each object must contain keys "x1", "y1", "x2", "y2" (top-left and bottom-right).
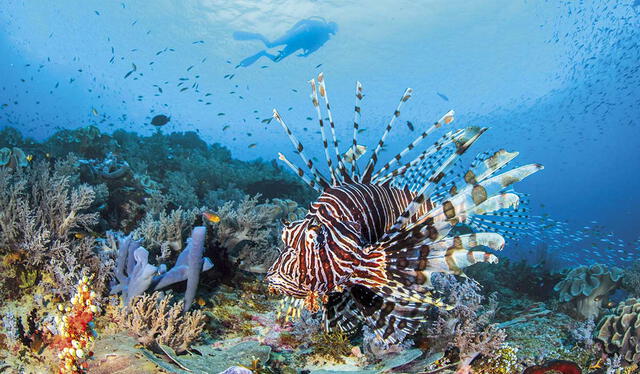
[{"x1": 89, "y1": 334, "x2": 164, "y2": 374}]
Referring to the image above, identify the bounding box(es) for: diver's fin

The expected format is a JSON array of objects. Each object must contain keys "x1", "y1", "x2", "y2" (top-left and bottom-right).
[
  {"x1": 235, "y1": 50, "x2": 268, "y2": 68},
  {"x1": 232, "y1": 31, "x2": 270, "y2": 44}
]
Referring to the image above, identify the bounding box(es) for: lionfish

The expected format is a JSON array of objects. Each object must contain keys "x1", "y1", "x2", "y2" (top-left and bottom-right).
[{"x1": 265, "y1": 73, "x2": 542, "y2": 344}]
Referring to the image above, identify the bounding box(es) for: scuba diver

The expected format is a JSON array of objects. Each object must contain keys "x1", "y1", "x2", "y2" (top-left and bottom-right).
[{"x1": 233, "y1": 17, "x2": 338, "y2": 68}]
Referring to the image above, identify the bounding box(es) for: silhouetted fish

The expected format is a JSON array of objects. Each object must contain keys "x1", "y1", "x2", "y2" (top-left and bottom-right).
[
  {"x1": 437, "y1": 92, "x2": 449, "y2": 101},
  {"x1": 151, "y1": 114, "x2": 170, "y2": 126}
]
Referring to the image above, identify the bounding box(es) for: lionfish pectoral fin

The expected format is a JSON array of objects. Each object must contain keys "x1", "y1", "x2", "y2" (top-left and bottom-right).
[
  {"x1": 322, "y1": 291, "x2": 362, "y2": 335},
  {"x1": 348, "y1": 284, "x2": 429, "y2": 345},
  {"x1": 348, "y1": 231, "x2": 506, "y2": 344}
]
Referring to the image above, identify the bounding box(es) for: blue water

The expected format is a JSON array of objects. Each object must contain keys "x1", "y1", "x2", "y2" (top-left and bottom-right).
[{"x1": 1, "y1": 0, "x2": 638, "y2": 267}]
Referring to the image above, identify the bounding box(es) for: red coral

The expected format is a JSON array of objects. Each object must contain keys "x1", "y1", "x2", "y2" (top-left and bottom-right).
[{"x1": 523, "y1": 360, "x2": 582, "y2": 374}]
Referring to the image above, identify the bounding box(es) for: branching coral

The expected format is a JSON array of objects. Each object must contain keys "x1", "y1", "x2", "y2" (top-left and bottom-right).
[
  {"x1": 211, "y1": 195, "x2": 281, "y2": 273},
  {"x1": 121, "y1": 291, "x2": 206, "y2": 353},
  {"x1": 427, "y1": 274, "x2": 506, "y2": 374},
  {"x1": 554, "y1": 264, "x2": 623, "y2": 320},
  {"x1": 0, "y1": 157, "x2": 113, "y2": 296},
  {"x1": 132, "y1": 207, "x2": 199, "y2": 262}
]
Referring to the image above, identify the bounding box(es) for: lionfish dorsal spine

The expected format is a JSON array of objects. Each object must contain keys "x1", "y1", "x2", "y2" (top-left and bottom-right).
[
  {"x1": 371, "y1": 109, "x2": 455, "y2": 183},
  {"x1": 376, "y1": 129, "x2": 466, "y2": 185},
  {"x1": 278, "y1": 152, "x2": 321, "y2": 192},
  {"x1": 318, "y1": 73, "x2": 351, "y2": 183},
  {"x1": 384, "y1": 127, "x2": 487, "y2": 239},
  {"x1": 351, "y1": 81, "x2": 364, "y2": 180},
  {"x1": 309, "y1": 78, "x2": 338, "y2": 185},
  {"x1": 272, "y1": 108, "x2": 330, "y2": 190},
  {"x1": 361, "y1": 87, "x2": 413, "y2": 183}
]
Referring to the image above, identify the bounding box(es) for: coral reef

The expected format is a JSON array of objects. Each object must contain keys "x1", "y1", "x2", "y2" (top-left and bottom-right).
[
  {"x1": 0, "y1": 124, "x2": 630, "y2": 374},
  {"x1": 0, "y1": 157, "x2": 113, "y2": 297},
  {"x1": 596, "y1": 297, "x2": 640, "y2": 367},
  {"x1": 554, "y1": 263, "x2": 623, "y2": 320},
  {"x1": 211, "y1": 195, "x2": 282, "y2": 274},
  {"x1": 622, "y1": 260, "x2": 640, "y2": 298},
  {"x1": 132, "y1": 207, "x2": 199, "y2": 262},
  {"x1": 121, "y1": 291, "x2": 206, "y2": 353},
  {"x1": 0, "y1": 147, "x2": 29, "y2": 169},
  {"x1": 426, "y1": 274, "x2": 506, "y2": 373}
]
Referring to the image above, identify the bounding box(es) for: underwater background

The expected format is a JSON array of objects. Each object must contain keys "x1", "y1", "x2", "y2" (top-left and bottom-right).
[{"x1": 0, "y1": 0, "x2": 639, "y2": 373}]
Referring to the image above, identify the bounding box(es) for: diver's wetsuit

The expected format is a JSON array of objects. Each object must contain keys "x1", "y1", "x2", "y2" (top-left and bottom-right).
[{"x1": 233, "y1": 18, "x2": 338, "y2": 67}]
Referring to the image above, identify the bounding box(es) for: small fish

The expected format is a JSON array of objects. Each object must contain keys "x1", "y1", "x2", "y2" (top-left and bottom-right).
[
  {"x1": 94, "y1": 10, "x2": 100, "y2": 15},
  {"x1": 187, "y1": 65, "x2": 194, "y2": 71},
  {"x1": 151, "y1": 114, "x2": 170, "y2": 126},
  {"x1": 124, "y1": 70, "x2": 134, "y2": 79},
  {"x1": 342, "y1": 144, "x2": 367, "y2": 163},
  {"x1": 315, "y1": 63, "x2": 323, "y2": 68},
  {"x1": 222, "y1": 125, "x2": 230, "y2": 131},
  {"x1": 203, "y1": 211, "x2": 221, "y2": 223},
  {"x1": 91, "y1": 108, "x2": 99, "y2": 116},
  {"x1": 217, "y1": 112, "x2": 225, "y2": 116},
  {"x1": 436, "y1": 92, "x2": 449, "y2": 101},
  {"x1": 180, "y1": 87, "x2": 189, "y2": 92},
  {"x1": 26, "y1": 154, "x2": 33, "y2": 162},
  {"x1": 197, "y1": 298, "x2": 206, "y2": 306},
  {"x1": 248, "y1": 143, "x2": 257, "y2": 148},
  {"x1": 406, "y1": 121, "x2": 414, "y2": 131},
  {"x1": 74, "y1": 232, "x2": 86, "y2": 239},
  {"x1": 261, "y1": 118, "x2": 273, "y2": 124}
]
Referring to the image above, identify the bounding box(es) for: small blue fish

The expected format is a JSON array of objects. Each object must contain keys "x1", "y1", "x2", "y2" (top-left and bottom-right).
[{"x1": 436, "y1": 92, "x2": 449, "y2": 101}]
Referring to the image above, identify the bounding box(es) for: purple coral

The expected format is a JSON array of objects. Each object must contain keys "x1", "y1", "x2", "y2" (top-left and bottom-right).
[
  {"x1": 153, "y1": 226, "x2": 212, "y2": 312},
  {"x1": 111, "y1": 227, "x2": 212, "y2": 310},
  {"x1": 110, "y1": 235, "x2": 157, "y2": 304}
]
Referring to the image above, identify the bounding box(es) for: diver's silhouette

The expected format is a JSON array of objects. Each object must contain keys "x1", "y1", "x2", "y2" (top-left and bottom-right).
[{"x1": 233, "y1": 17, "x2": 338, "y2": 67}]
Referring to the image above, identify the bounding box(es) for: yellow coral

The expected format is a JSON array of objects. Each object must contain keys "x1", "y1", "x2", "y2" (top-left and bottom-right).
[
  {"x1": 473, "y1": 344, "x2": 520, "y2": 374},
  {"x1": 309, "y1": 330, "x2": 352, "y2": 364}
]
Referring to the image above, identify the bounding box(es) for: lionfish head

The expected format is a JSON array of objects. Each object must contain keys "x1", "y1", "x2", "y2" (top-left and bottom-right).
[{"x1": 266, "y1": 217, "x2": 331, "y2": 320}]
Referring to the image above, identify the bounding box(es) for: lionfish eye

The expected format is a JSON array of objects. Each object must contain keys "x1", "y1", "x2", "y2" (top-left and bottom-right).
[{"x1": 281, "y1": 218, "x2": 289, "y2": 226}]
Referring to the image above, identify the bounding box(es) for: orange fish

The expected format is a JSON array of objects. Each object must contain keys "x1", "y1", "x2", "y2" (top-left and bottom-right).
[{"x1": 203, "y1": 212, "x2": 220, "y2": 223}]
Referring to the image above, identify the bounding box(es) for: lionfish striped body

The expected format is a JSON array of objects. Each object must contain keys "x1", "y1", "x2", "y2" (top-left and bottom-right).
[{"x1": 266, "y1": 73, "x2": 542, "y2": 344}]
